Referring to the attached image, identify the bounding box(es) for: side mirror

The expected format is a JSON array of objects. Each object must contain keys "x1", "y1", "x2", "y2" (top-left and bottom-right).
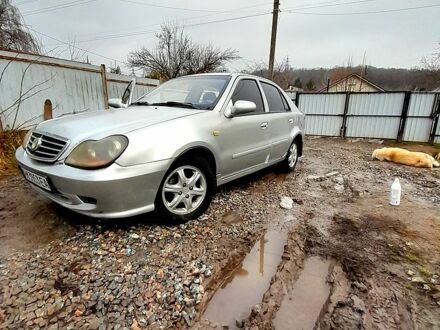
[
  {"x1": 109, "y1": 78, "x2": 136, "y2": 108},
  {"x1": 108, "y1": 98, "x2": 124, "y2": 108},
  {"x1": 231, "y1": 100, "x2": 256, "y2": 116}
]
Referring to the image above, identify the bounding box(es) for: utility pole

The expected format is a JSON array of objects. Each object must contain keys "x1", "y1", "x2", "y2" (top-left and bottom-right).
[{"x1": 268, "y1": 0, "x2": 280, "y2": 80}]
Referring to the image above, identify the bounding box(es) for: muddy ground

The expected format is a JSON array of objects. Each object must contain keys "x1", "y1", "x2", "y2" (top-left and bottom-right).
[{"x1": 0, "y1": 137, "x2": 439, "y2": 329}]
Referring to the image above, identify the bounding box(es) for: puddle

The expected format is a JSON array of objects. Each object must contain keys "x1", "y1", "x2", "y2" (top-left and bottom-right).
[
  {"x1": 203, "y1": 229, "x2": 287, "y2": 329},
  {"x1": 274, "y1": 256, "x2": 331, "y2": 330}
]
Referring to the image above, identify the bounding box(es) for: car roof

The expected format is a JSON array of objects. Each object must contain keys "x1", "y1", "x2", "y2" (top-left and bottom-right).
[{"x1": 186, "y1": 72, "x2": 278, "y2": 85}]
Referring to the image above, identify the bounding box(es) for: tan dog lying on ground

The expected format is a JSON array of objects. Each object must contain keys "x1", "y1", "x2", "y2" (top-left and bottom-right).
[{"x1": 372, "y1": 147, "x2": 440, "y2": 168}]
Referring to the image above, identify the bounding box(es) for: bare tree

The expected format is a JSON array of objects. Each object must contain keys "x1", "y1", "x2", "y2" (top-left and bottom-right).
[
  {"x1": 66, "y1": 36, "x2": 89, "y2": 63},
  {"x1": 0, "y1": 0, "x2": 41, "y2": 53},
  {"x1": 128, "y1": 22, "x2": 238, "y2": 81},
  {"x1": 245, "y1": 57, "x2": 295, "y2": 89},
  {"x1": 108, "y1": 61, "x2": 121, "y2": 74},
  {"x1": 421, "y1": 42, "x2": 440, "y2": 88}
]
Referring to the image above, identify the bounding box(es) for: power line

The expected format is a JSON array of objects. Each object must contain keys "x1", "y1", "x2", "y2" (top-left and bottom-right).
[
  {"x1": 119, "y1": 0, "x2": 226, "y2": 13},
  {"x1": 22, "y1": 0, "x2": 97, "y2": 16},
  {"x1": 284, "y1": 3, "x2": 440, "y2": 15},
  {"x1": 47, "y1": 11, "x2": 272, "y2": 44},
  {"x1": 66, "y1": 0, "x2": 384, "y2": 43},
  {"x1": 45, "y1": 1, "x2": 385, "y2": 45},
  {"x1": 283, "y1": 0, "x2": 381, "y2": 11},
  {"x1": 68, "y1": 1, "x2": 271, "y2": 41},
  {"x1": 15, "y1": 0, "x2": 40, "y2": 5},
  {"x1": 29, "y1": 27, "x2": 129, "y2": 65},
  {"x1": 183, "y1": 12, "x2": 272, "y2": 28}
]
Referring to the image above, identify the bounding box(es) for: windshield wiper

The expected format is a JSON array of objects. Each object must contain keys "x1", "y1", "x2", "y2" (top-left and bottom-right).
[
  {"x1": 150, "y1": 101, "x2": 198, "y2": 109},
  {"x1": 132, "y1": 101, "x2": 150, "y2": 106}
]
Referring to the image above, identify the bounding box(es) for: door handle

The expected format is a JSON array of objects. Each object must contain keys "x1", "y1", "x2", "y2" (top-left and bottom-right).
[
  {"x1": 288, "y1": 119, "x2": 294, "y2": 124},
  {"x1": 260, "y1": 122, "x2": 268, "y2": 129}
]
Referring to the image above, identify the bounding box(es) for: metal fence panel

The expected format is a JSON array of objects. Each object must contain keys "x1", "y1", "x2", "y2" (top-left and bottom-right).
[
  {"x1": 347, "y1": 117, "x2": 400, "y2": 139},
  {"x1": 305, "y1": 115, "x2": 343, "y2": 136},
  {"x1": 347, "y1": 93, "x2": 404, "y2": 116},
  {"x1": 403, "y1": 93, "x2": 436, "y2": 142},
  {"x1": 404, "y1": 118, "x2": 432, "y2": 142},
  {"x1": 298, "y1": 93, "x2": 345, "y2": 136},
  {"x1": 407, "y1": 93, "x2": 435, "y2": 116},
  {"x1": 299, "y1": 93, "x2": 345, "y2": 115},
  {"x1": 346, "y1": 93, "x2": 404, "y2": 138}
]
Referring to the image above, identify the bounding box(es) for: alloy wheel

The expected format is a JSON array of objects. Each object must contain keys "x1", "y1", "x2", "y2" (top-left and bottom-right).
[
  {"x1": 288, "y1": 143, "x2": 298, "y2": 168},
  {"x1": 161, "y1": 165, "x2": 207, "y2": 215}
]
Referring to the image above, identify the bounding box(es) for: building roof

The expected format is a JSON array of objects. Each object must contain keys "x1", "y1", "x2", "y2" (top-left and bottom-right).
[{"x1": 319, "y1": 73, "x2": 385, "y2": 92}]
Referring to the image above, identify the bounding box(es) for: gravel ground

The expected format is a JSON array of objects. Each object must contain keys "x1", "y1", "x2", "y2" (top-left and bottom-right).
[{"x1": 0, "y1": 137, "x2": 439, "y2": 329}]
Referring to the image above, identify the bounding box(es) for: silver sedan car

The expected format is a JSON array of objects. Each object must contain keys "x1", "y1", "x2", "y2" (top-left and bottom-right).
[{"x1": 16, "y1": 73, "x2": 305, "y2": 222}]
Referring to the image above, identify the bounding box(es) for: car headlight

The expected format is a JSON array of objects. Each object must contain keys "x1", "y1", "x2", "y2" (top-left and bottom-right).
[
  {"x1": 65, "y1": 135, "x2": 128, "y2": 169},
  {"x1": 22, "y1": 128, "x2": 34, "y2": 148}
]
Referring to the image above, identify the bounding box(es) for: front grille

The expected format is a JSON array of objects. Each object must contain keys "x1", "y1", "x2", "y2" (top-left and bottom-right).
[{"x1": 26, "y1": 131, "x2": 69, "y2": 162}]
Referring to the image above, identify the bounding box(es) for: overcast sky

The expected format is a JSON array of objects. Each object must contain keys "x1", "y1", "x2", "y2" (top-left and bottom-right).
[{"x1": 15, "y1": 0, "x2": 440, "y2": 74}]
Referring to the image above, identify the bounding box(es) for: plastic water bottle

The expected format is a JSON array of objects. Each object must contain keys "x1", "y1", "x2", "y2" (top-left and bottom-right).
[{"x1": 390, "y1": 178, "x2": 401, "y2": 206}]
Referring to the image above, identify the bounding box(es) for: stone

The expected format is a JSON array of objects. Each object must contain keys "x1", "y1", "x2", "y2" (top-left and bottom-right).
[
  {"x1": 325, "y1": 171, "x2": 339, "y2": 177},
  {"x1": 251, "y1": 304, "x2": 261, "y2": 317},
  {"x1": 411, "y1": 276, "x2": 426, "y2": 283},
  {"x1": 406, "y1": 270, "x2": 415, "y2": 276},
  {"x1": 307, "y1": 175, "x2": 324, "y2": 181},
  {"x1": 334, "y1": 176, "x2": 344, "y2": 185},
  {"x1": 181, "y1": 311, "x2": 191, "y2": 326},
  {"x1": 280, "y1": 196, "x2": 294, "y2": 210},
  {"x1": 352, "y1": 281, "x2": 368, "y2": 293},
  {"x1": 131, "y1": 319, "x2": 141, "y2": 330},
  {"x1": 334, "y1": 184, "x2": 344, "y2": 193},
  {"x1": 87, "y1": 317, "x2": 101, "y2": 330},
  {"x1": 350, "y1": 295, "x2": 365, "y2": 311}
]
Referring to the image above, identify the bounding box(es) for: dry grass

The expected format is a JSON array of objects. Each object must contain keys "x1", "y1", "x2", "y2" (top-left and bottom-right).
[{"x1": 0, "y1": 130, "x2": 26, "y2": 177}]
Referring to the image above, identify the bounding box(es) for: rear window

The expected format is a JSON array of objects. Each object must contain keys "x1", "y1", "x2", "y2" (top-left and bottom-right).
[{"x1": 261, "y1": 82, "x2": 290, "y2": 112}]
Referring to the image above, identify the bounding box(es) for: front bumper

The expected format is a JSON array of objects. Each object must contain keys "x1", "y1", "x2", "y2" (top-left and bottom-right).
[{"x1": 15, "y1": 147, "x2": 171, "y2": 218}]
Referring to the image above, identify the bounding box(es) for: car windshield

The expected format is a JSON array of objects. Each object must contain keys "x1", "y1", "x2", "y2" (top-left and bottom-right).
[{"x1": 134, "y1": 75, "x2": 231, "y2": 110}]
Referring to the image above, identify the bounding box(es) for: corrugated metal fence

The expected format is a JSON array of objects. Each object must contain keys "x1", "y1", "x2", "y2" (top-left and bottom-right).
[
  {"x1": 0, "y1": 49, "x2": 159, "y2": 130},
  {"x1": 293, "y1": 92, "x2": 440, "y2": 143}
]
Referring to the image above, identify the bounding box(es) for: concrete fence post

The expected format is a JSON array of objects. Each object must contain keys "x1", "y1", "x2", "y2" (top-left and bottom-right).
[
  {"x1": 100, "y1": 64, "x2": 109, "y2": 109},
  {"x1": 340, "y1": 92, "x2": 350, "y2": 138}
]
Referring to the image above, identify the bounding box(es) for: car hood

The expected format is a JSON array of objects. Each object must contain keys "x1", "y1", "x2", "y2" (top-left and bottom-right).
[{"x1": 35, "y1": 106, "x2": 203, "y2": 142}]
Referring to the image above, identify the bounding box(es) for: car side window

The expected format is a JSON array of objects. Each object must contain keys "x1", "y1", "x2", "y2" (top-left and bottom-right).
[
  {"x1": 280, "y1": 92, "x2": 291, "y2": 111},
  {"x1": 231, "y1": 79, "x2": 264, "y2": 113},
  {"x1": 261, "y1": 82, "x2": 288, "y2": 112}
]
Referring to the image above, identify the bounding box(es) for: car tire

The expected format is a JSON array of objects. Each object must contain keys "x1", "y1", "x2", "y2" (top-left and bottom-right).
[
  {"x1": 155, "y1": 156, "x2": 215, "y2": 223},
  {"x1": 280, "y1": 139, "x2": 299, "y2": 172}
]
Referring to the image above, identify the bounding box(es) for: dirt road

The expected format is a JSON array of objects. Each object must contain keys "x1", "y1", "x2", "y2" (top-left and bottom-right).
[{"x1": 1, "y1": 138, "x2": 439, "y2": 329}]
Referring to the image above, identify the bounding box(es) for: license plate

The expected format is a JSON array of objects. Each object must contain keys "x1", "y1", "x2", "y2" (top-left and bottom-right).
[{"x1": 21, "y1": 167, "x2": 52, "y2": 192}]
